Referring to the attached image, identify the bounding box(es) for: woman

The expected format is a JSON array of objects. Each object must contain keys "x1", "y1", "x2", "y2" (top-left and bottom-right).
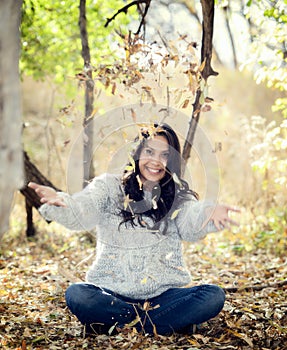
[{"x1": 29, "y1": 123, "x2": 239, "y2": 336}]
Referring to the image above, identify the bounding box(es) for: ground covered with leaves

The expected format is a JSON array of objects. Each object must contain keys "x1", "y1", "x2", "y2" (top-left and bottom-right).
[{"x1": 1, "y1": 220, "x2": 287, "y2": 350}]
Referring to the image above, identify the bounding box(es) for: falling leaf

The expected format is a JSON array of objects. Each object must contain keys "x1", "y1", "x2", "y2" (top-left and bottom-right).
[
  {"x1": 127, "y1": 153, "x2": 136, "y2": 172},
  {"x1": 172, "y1": 173, "x2": 183, "y2": 188},
  {"x1": 201, "y1": 104, "x2": 212, "y2": 112},
  {"x1": 136, "y1": 175, "x2": 143, "y2": 190},
  {"x1": 181, "y1": 99, "x2": 189, "y2": 108},
  {"x1": 152, "y1": 197, "x2": 158, "y2": 210},
  {"x1": 111, "y1": 82, "x2": 116, "y2": 95},
  {"x1": 199, "y1": 59, "x2": 206, "y2": 72},
  {"x1": 124, "y1": 165, "x2": 134, "y2": 172},
  {"x1": 142, "y1": 86, "x2": 152, "y2": 91},
  {"x1": 171, "y1": 208, "x2": 181, "y2": 220},
  {"x1": 123, "y1": 194, "x2": 133, "y2": 210},
  {"x1": 165, "y1": 252, "x2": 173, "y2": 260},
  {"x1": 131, "y1": 108, "x2": 137, "y2": 122},
  {"x1": 108, "y1": 323, "x2": 118, "y2": 335},
  {"x1": 127, "y1": 316, "x2": 141, "y2": 327}
]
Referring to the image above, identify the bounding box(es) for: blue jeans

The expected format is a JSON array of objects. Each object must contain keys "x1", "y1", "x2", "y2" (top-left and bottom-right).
[{"x1": 65, "y1": 283, "x2": 225, "y2": 335}]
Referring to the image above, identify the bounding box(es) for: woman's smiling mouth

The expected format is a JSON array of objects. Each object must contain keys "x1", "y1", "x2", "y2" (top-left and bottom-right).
[{"x1": 146, "y1": 167, "x2": 163, "y2": 174}]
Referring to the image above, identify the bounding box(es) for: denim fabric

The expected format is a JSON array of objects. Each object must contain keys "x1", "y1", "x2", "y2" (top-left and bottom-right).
[{"x1": 65, "y1": 283, "x2": 225, "y2": 335}]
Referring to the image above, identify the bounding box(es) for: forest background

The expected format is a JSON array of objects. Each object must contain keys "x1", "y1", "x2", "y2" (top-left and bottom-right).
[{"x1": 0, "y1": 0, "x2": 287, "y2": 349}]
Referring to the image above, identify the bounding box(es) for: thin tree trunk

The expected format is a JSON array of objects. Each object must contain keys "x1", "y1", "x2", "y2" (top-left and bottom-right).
[
  {"x1": 178, "y1": 0, "x2": 223, "y2": 66},
  {"x1": 223, "y1": 5, "x2": 238, "y2": 69},
  {"x1": 0, "y1": 0, "x2": 23, "y2": 239},
  {"x1": 182, "y1": 0, "x2": 218, "y2": 166},
  {"x1": 79, "y1": 0, "x2": 95, "y2": 187}
]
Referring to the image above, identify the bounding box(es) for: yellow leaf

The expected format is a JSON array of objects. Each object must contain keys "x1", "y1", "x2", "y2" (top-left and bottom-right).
[
  {"x1": 227, "y1": 329, "x2": 253, "y2": 347},
  {"x1": 125, "y1": 165, "x2": 134, "y2": 172},
  {"x1": 121, "y1": 130, "x2": 128, "y2": 142},
  {"x1": 136, "y1": 175, "x2": 143, "y2": 190},
  {"x1": 123, "y1": 194, "x2": 133, "y2": 210},
  {"x1": 127, "y1": 153, "x2": 136, "y2": 172},
  {"x1": 171, "y1": 208, "x2": 181, "y2": 220},
  {"x1": 153, "y1": 324, "x2": 158, "y2": 336},
  {"x1": 188, "y1": 339, "x2": 201, "y2": 346},
  {"x1": 199, "y1": 59, "x2": 206, "y2": 72},
  {"x1": 127, "y1": 316, "x2": 141, "y2": 327}
]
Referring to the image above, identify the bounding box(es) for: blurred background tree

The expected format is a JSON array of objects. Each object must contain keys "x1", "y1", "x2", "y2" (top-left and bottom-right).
[{"x1": 0, "y1": 1, "x2": 23, "y2": 239}]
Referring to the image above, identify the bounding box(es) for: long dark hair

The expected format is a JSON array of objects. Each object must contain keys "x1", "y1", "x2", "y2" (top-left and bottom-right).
[{"x1": 119, "y1": 123, "x2": 198, "y2": 231}]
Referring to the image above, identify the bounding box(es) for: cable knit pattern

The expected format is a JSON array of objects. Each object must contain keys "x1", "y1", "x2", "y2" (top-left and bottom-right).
[{"x1": 39, "y1": 173, "x2": 219, "y2": 299}]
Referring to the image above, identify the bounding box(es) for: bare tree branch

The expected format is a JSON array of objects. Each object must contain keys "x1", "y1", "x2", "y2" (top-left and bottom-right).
[
  {"x1": 224, "y1": 279, "x2": 287, "y2": 293},
  {"x1": 200, "y1": 0, "x2": 218, "y2": 80},
  {"x1": 105, "y1": 0, "x2": 151, "y2": 35}
]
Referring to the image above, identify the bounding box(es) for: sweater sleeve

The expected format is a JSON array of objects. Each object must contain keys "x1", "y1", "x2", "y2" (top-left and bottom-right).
[
  {"x1": 39, "y1": 174, "x2": 111, "y2": 231},
  {"x1": 174, "y1": 198, "x2": 219, "y2": 242}
]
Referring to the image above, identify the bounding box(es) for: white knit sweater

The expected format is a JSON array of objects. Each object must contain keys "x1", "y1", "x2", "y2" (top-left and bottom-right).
[{"x1": 39, "y1": 173, "x2": 218, "y2": 299}]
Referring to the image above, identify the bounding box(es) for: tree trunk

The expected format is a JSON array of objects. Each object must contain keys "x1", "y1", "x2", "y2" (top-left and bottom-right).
[
  {"x1": 79, "y1": 0, "x2": 95, "y2": 187},
  {"x1": 20, "y1": 151, "x2": 60, "y2": 236},
  {"x1": 182, "y1": 0, "x2": 218, "y2": 166},
  {"x1": 223, "y1": 5, "x2": 238, "y2": 69},
  {"x1": 0, "y1": 0, "x2": 23, "y2": 239}
]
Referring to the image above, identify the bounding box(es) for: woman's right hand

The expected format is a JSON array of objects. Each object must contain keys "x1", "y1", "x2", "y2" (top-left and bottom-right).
[{"x1": 28, "y1": 182, "x2": 67, "y2": 207}]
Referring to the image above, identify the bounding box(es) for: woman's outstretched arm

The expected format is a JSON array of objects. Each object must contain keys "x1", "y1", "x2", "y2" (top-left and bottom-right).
[
  {"x1": 27, "y1": 174, "x2": 112, "y2": 231},
  {"x1": 175, "y1": 199, "x2": 240, "y2": 242}
]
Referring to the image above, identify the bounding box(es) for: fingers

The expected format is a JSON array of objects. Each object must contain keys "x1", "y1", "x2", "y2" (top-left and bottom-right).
[
  {"x1": 28, "y1": 182, "x2": 40, "y2": 190},
  {"x1": 28, "y1": 182, "x2": 46, "y2": 196},
  {"x1": 225, "y1": 205, "x2": 241, "y2": 213},
  {"x1": 227, "y1": 218, "x2": 240, "y2": 226},
  {"x1": 215, "y1": 218, "x2": 239, "y2": 230},
  {"x1": 213, "y1": 220, "x2": 223, "y2": 231},
  {"x1": 213, "y1": 206, "x2": 241, "y2": 231},
  {"x1": 28, "y1": 182, "x2": 46, "y2": 199},
  {"x1": 28, "y1": 182, "x2": 66, "y2": 207},
  {"x1": 40, "y1": 197, "x2": 67, "y2": 207}
]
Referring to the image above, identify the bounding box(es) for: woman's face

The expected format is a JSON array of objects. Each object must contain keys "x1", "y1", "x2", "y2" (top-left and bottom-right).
[{"x1": 138, "y1": 135, "x2": 169, "y2": 185}]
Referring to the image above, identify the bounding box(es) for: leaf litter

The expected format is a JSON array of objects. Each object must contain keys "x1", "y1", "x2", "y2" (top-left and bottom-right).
[{"x1": 0, "y1": 226, "x2": 286, "y2": 349}]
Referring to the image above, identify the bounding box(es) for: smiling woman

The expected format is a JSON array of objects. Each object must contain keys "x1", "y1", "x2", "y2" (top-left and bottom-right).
[
  {"x1": 28, "y1": 122, "x2": 240, "y2": 337},
  {"x1": 119, "y1": 123, "x2": 197, "y2": 229},
  {"x1": 139, "y1": 135, "x2": 169, "y2": 184}
]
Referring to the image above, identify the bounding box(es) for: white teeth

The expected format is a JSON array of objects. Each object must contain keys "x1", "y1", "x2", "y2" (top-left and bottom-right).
[{"x1": 147, "y1": 168, "x2": 160, "y2": 173}]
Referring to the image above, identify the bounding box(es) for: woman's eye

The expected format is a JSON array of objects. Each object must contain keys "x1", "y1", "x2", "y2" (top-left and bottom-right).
[
  {"x1": 144, "y1": 149, "x2": 153, "y2": 155},
  {"x1": 162, "y1": 153, "x2": 169, "y2": 160}
]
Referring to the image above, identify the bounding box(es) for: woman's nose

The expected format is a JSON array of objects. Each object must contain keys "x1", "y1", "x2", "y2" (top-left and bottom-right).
[{"x1": 150, "y1": 153, "x2": 161, "y2": 163}]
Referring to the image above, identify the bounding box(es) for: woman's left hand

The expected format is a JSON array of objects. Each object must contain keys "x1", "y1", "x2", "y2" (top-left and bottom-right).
[{"x1": 204, "y1": 205, "x2": 241, "y2": 231}]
